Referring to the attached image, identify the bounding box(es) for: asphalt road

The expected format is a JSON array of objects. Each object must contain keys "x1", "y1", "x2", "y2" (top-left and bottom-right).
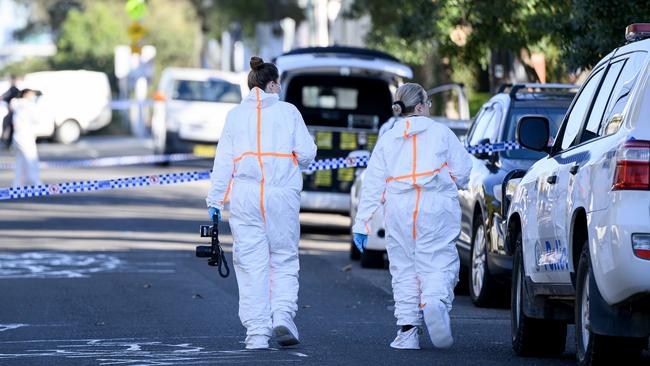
[{"x1": 0, "y1": 137, "x2": 642, "y2": 365}]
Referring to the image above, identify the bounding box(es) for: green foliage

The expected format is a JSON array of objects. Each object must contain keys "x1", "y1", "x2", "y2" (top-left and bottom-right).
[
  {"x1": 0, "y1": 58, "x2": 51, "y2": 78},
  {"x1": 51, "y1": 2, "x2": 128, "y2": 72},
  {"x1": 190, "y1": 0, "x2": 305, "y2": 38},
  {"x1": 559, "y1": 0, "x2": 650, "y2": 69},
  {"x1": 348, "y1": 0, "x2": 444, "y2": 65},
  {"x1": 144, "y1": 0, "x2": 201, "y2": 81}
]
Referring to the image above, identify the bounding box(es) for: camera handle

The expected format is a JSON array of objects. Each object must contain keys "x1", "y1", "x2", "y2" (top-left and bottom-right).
[{"x1": 208, "y1": 215, "x2": 230, "y2": 278}]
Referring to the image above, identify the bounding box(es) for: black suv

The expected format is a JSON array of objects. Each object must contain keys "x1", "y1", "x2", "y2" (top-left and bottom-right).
[{"x1": 458, "y1": 83, "x2": 576, "y2": 306}]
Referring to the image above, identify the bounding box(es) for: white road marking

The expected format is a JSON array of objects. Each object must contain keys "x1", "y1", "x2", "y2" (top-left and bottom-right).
[
  {"x1": 0, "y1": 338, "x2": 308, "y2": 365},
  {"x1": 0, "y1": 252, "x2": 177, "y2": 279},
  {"x1": 0, "y1": 324, "x2": 28, "y2": 332}
]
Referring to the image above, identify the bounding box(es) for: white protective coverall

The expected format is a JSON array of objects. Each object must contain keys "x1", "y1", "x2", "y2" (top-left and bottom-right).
[
  {"x1": 11, "y1": 98, "x2": 40, "y2": 187},
  {"x1": 353, "y1": 116, "x2": 471, "y2": 327},
  {"x1": 206, "y1": 87, "x2": 317, "y2": 337}
]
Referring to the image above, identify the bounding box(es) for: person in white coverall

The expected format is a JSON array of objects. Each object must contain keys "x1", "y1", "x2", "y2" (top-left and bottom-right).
[
  {"x1": 206, "y1": 56, "x2": 317, "y2": 350},
  {"x1": 353, "y1": 83, "x2": 472, "y2": 350},
  {"x1": 11, "y1": 89, "x2": 41, "y2": 187}
]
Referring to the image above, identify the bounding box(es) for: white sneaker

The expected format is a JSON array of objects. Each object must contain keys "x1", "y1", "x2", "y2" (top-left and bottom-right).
[
  {"x1": 423, "y1": 300, "x2": 453, "y2": 349},
  {"x1": 389, "y1": 327, "x2": 420, "y2": 350},
  {"x1": 272, "y1": 312, "x2": 300, "y2": 347},
  {"x1": 245, "y1": 335, "x2": 270, "y2": 350}
]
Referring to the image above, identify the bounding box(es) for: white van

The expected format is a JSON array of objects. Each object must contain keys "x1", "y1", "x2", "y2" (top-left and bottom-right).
[
  {"x1": 21, "y1": 70, "x2": 112, "y2": 144},
  {"x1": 150, "y1": 68, "x2": 248, "y2": 157}
]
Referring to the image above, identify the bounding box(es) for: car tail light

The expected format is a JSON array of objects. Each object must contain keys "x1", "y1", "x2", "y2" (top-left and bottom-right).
[
  {"x1": 632, "y1": 234, "x2": 650, "y2": 260},
  {"x1": 612, "y1": 140, "x2": 650, "y2": 191}
]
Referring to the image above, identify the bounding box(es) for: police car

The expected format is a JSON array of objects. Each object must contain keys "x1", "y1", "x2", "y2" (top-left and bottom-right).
[{"x1": 506, "y1": 24, "x2": 650, "y2": 365}]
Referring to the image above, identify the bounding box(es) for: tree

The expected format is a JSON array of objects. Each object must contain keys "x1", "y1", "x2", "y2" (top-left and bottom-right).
[
  {"x1": 51, "y1": 2, "x2": 128, "y2": 74},
  {"x1": 558, "y1": 0, "x2": 650, "y2": 70}
]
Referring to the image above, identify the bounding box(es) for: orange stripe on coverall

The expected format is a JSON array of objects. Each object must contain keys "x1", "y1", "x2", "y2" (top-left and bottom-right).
[{"x1": 255, "y1": 88, "x2": 266, "y2": 223}]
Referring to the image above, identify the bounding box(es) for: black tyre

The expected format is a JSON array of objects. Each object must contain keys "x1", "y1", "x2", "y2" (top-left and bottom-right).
[
  {"x1": 154, "y1": 131, "x2": 177, "y2": 166},
  {"x1": 360, "y1": 249, "x2": 384, "y2": 268},
  {"x1": 469, "y1": 218, "x2": 497, "y2": 307},
  {"x1": 511, "y1": 232, "x2": 567, "y2": 357},
  {"x1": 54, "y1": 119, "x2": 81, "y2": 144},
  {"x1": 575, "y1": 243, "x2": 645, "y2": 365}
]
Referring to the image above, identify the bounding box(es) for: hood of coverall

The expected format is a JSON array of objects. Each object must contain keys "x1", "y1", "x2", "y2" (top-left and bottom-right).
[
  {"x1": 242, "y1": 87, "x2": 279, "y2": 109},
  {"x1": 391, "y1": 116, "x2": 433, "y2": 138}
]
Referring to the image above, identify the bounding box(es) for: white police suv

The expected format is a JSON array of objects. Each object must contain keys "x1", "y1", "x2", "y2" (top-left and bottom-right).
[{"x1": 506, "y1": 24, "x2": 650, "y2": 365}]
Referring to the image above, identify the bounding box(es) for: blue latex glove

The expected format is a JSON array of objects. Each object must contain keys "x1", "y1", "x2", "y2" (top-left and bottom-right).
[
  {"x1": 208, "y1": 207, "x2": 221, "y2": 222},
  {"x1": 353, "y1": 233, "x2": 367, "y2": 253}
]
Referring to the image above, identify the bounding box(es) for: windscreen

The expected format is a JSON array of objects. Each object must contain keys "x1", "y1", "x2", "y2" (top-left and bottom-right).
[
  {"x1": 503, "y1": 106, "x2": 569, "y2": 159},
  {"x1": 285, "y1": 74, "x2": 393, "y2": 129},
  {"x1": 172, "y1": 79, "x2": 241, "y2": 103}
]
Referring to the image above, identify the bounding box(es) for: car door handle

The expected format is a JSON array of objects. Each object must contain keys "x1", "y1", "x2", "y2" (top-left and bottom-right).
[
  {"x1": 570, "y1": 164, "x2": 580, "y2": 175},
  {"x1": 546, "y1": 175, "x2": 558, "y2": 184}
]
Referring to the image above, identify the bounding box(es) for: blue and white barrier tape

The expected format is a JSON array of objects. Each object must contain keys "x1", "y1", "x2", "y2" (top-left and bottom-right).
[
  {"x1": 465, "y1": 141, "x2": 521, "y2": 154},
  {"x1": 1, "y1": 171, "x2": 211, "y2": 200},
  {"x1": 0, "y1": 142, "x2": 520, "y2": 200},
  {"x1": 0, "y1": 156, "x2": 370, "y2": 200}
]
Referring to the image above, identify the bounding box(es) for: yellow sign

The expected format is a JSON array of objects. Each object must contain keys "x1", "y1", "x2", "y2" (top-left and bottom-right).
[
  {"x1": 127, "y1": 21, "x2": 146, "y2": 41},
  {"x1": 338, "y1": 168, "x2": 354, "y2": 182},
  {"x1": 314, "y1": 170, "x2": 332, "y2": 187},
  {"x1": 193, "y1": 144, "x2": 215, "y2": 158},
  {"x1": 315, "y1": 131, "x2": 333, "y2": 150},
  {"x1": 367, "y1": 133, "x2": 378, "y2": 150},
  {"x1": 340, "y1": 132, "x2": 358, "y2": 150}
]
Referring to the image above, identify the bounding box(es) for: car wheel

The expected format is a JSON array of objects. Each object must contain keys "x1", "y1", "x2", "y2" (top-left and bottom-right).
[
  {"x1": 575, "y1": 242, "x2": 645, "y2": 365},
  {"x1": 469, "y1": 219, "x2": 497, "y2": 306},
  {"x1": 360, "y1": 249, "x2": 384, "y2": 268},
  {"x1": 511, "y1": 232, "x2": 566, "y2": 357},
  {"x1": 155, "y1": 131, "x2": 177, "y2": 166},
  {"x1": 54, "y1": 119, "x2": 81, "y2": 144}
]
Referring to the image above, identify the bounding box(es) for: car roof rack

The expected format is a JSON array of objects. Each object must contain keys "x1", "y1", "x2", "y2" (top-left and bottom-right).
[
  {"x1": 279, "y1": 46, "x2": 400, "y2": 63},
  {"x1": 497, "y1": 83, "x2": 578, "y2": 99}
]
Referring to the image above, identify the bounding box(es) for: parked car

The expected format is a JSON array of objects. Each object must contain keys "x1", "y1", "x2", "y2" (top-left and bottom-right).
[
  {"x1": 0, "y1": 70, "x2": 112, "y2": 144},
  {"x1": 348, "y1": 84, "x2": 473, "y2": 268},
  {"x1": 457, "y1": 84, "x2": 576, "y2": 307},
  {"x1": 507, "y1": 23, "x2": 650, "y2": 365},
  {"x1": 275, "y1": 46, "x2": 412, "y2": 214},
  {"x1": 150, "y1": 68, "x2": 248, "y2": 157}
]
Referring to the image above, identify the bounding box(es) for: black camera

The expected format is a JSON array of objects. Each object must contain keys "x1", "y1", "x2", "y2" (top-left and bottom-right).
[{"x1": 196, "y1": 214, "x2": 230, "y2": 278}]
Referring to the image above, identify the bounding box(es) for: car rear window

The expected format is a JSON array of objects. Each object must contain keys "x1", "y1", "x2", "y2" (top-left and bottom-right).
[
  {"x1": 503, "y1": 106, "x2": 569, "y2": 159},
  {"x1": 172, "y1": 79, "x2": 241, "y2": 103},
  {"x1": 285, "y1": 74, "x2": 393, "y2": 129}
]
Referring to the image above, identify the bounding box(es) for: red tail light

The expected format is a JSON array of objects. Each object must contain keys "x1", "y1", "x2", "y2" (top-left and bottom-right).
[
  {"x1": 612, "y1": 140, "x2": 650, "y2": 191},
  {"x1": 632, "y1": 234, "x2": 650, "y2": 260}
]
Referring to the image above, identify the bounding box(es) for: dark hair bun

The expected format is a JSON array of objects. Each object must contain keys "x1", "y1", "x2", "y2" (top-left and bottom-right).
[{"x1": 250, "y1": 57, "x2": 264, "y2": 71}]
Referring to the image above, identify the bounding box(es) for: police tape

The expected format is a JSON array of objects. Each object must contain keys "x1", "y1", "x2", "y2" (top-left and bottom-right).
[
  {"x1": 465, "y1": 141, "x2": 521, "y2": 154},
  {"x1": 0, "y1": 153, "x2": 201, "y2": 170},
  {"x1": 0, "y1": 142, "x2": 520, "y2": 200},
  {"x1": 0, "y1": 155, "x2": 371, "y2": 200}
]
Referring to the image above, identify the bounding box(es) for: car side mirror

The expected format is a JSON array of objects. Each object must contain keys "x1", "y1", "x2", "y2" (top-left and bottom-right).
[{"x1": 517, "y1": 115, "x2": 550, "y2": 153}]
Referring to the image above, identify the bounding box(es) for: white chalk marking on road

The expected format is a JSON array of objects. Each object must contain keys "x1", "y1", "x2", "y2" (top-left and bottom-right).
[
  {"x1": 0, "y1": 252, "x2": 179, "y2": 279},
  {"x1": 0, "y1": 338, "x2": 308, "y2": 364},
  {"x1": 0, "y1": 324, "x2": 29, "y2": 332},
  {"x1": 289, "y1": 351, "x2": 309, "y2": 357}
]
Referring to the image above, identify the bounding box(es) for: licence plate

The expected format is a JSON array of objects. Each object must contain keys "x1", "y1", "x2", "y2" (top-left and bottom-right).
[{"x1": 193, "y1": 144, "x2": 215, "y2": 158}]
